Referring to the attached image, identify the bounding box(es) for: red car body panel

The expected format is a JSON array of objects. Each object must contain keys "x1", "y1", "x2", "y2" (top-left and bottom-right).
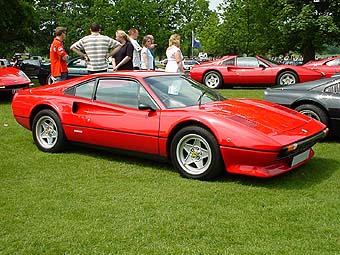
[
  {"x1": 190, "y1": 55, "x2": 324, "y2": 86},
  {"x1": 303, "y1": 56, "x2": 340, "y2": 78},
  {"x1": 12, "y1": 72, "x2": 327, "y2": 178},
  {"x1": 0, "y1": 67, "x2": 31, "y2": 92}
]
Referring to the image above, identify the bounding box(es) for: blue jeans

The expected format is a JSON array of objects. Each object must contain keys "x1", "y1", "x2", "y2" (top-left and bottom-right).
[{"x1": 55, "y1": 72, "x2": 68, "y2": 81}]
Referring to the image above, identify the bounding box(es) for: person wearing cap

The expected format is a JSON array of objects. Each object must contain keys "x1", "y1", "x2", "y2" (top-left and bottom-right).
[{"x1": 50, "y1": 26, "x2": 69, "y2": 82}]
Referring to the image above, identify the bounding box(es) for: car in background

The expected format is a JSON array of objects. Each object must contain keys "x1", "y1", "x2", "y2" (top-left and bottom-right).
[
  {"x1": 183, "y1": 59, "x2": 200, "y2": 70},
  {"x1": 18, "y1": 59, "x2": 42, "y2": 78},
  {"x1": 264, "y1": 76, "x2": 340, "y2": 137},
  {"x1": 0, "y1": 67, "x2": 32, "y2": 94},
  {"x1": 0, "y1": 59, "x2": 11, "y2": 67},
  {"x1": 189, "y1": 55, "x2": 325, "y2": 89},
  {"x1": 38, "y1": 57, "x2": 112, "y2": 85},
  {"x1": 158, "y1": 59, "x2": 199, "y2": 71},
  {"x1": 303, "y1": 56, "x2": 340, "y2": 78},
  {"x1": 12, "y1": 72, "x2": 327, "y2": 179}
]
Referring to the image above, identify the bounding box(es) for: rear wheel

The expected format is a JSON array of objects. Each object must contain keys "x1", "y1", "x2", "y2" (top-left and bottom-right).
[
  {"x1": 295, "y1": 104, "x2": 328, "y2": 126},
  {"x1": 170, "y1": 126, "x2": 224, "y2": 180},
  {"x1": 32, "y1": 109, "x2": 66, "y2": 153},
  {"x1": 203, "y1": 71, "x2": 223, "y2": 89},
  {"x1": 277, "y1": 71, "x2": 298, "y2": 85},
  {"x1": 46, "y1": 74, "x2": 56, "y2": 84}
]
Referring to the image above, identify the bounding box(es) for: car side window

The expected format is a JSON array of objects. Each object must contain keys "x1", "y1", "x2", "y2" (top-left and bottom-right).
[
  {"x1": 96, "y1": 79, "x2": 148, "y2": 109},
  {"x1": 221, "y1": 58, "x2": 235, "y2": 66},
  {"x1": 64, "y1": 80, "x2": 96, "y2": 99},
  {"x1": 324, "y1": 82, "x2": 340, "y2": 94},
  {"x1": 237, "y1": 57, "x2": 259, "y2": 67}
]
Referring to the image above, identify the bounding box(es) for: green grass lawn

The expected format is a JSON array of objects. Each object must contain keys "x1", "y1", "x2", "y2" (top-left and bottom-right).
[{"x1": 1, "y1": 89, "x2": 340, "y2": 254}]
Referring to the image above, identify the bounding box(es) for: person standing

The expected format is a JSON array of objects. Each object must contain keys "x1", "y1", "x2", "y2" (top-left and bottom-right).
[
  {"x1": 165, "y1": 34, "x2": 185, "y2": 74},
  {"x1": 111, "y1": 30, "x2": 133, "y2": 71},
  {"x1": 128, "y1": 28, "x2": 142, "y2": 70},
  {"x1": 147, "y1": 34, "x2": 156, "y2": 70},
  {"x1": 70, "y1": 22, "x2": 121, "y2": 73},
  {"x1": 140, "y1": 36, "x2": 154, "y2": 70},
  {"x1": 50, "y1": 27, "x2": 69, "y2": 82}
]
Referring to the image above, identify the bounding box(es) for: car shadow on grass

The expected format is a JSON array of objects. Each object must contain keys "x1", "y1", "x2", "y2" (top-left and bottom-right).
[
  {"x1": 64, "y1": 143, "x2": 339, "y2": 189},
  {"x1": 65, "y1": 144, "x2": 177, "y2": 174},
  {"x1": 0, "y1": 93, "x2": 14, "y2": 103}
]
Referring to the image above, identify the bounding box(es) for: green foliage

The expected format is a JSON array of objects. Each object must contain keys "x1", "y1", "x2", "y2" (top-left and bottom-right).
[
  {"x1": 0, "y1": 0, "x2": 39, "y2": 57},
  {"x1": 2, "y1": 0, "x2": 340, "y2": 60}
]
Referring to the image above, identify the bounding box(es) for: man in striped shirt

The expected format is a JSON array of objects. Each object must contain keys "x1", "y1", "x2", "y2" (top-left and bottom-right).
[{"x1": 70, "y1": 23, "x2": 121, "y2": 73}]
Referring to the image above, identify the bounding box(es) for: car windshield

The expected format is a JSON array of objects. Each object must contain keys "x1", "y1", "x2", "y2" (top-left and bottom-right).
[
  {"x1": 259, "y1": 55, "x2": 279, "y2": 66},
  {"x1": 144, "y1": 75, "x2": 225, "y2": 109}
]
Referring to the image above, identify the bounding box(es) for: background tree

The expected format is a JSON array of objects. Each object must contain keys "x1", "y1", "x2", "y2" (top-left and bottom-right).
[
  {"x1": 2, "y1": 0, "x2": 340, "y2": 61},
  {"x1": 0, "y1": 0, "x2": 39, "y2": 57}
]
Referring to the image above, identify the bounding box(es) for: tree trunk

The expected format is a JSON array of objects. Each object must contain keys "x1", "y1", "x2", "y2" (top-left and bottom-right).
[{"x1": 302, "y1": 41, "x2": 316, "y2": 64}]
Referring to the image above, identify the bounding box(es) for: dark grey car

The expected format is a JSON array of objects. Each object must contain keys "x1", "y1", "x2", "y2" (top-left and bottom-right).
[{"x1": 264, "y1": 77, "x2": 340, "y2": 137}]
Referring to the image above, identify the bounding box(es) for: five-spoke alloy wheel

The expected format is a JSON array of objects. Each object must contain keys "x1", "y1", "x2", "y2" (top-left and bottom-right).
[
  {"x1": 32, "y1": 109, "x2": 66, "y2": 152},
  {"x1": 170, "y1": 126, "x2": 224, "y2": 180},
  {"x1": 203, "y1": 71, "x2": 223, "y2": 89}
]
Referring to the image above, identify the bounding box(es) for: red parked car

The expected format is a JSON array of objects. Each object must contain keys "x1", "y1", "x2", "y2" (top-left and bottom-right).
[
  {"x1": 0, "y1": 67, "x2": 32, "y2": 94},
  {"x1": 189, "y1": 55, "x2": 324, "y2": 89},
  {"x1": 12, "y1": 72, "x2": 327, "y2": 179},
  {"x1": 303, "y1": 56, "x2": 340, "y2": 78}
]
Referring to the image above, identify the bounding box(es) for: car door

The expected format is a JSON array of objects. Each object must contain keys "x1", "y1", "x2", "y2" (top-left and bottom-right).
[
  {"x1": 67, "y1": 78, "x2": 161, "y2": 155},
  {"x1": 235, "y1": 57, "x2": 273, "y2": 84}
]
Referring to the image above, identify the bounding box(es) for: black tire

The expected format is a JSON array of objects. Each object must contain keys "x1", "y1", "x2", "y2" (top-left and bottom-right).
[
  {"x1": 203, "y1": 71, "x2": 223, "y2": 89},
  {"x1": 170, "y1": 126, "x2": 224, "y2": 180},
  {"x1": 46, "y1": 74, "x2": 55, "y2": 84},
  {"x1": 277, "y1": 71, "x2": 298, "y2": 85},
  {"x1": 295, "y1": 104, "x2": 328, "y2": 126},
  {"x1": 32, "y1": 109, "x2": 66, "y2": 153}
]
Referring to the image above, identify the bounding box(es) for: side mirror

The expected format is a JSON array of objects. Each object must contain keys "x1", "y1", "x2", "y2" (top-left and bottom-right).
[
  {"x1": 138, "y1": 103, "x2": 156, "y2": 111},
  {"x1": 259, "y1": 64, "x2": 266, "y2": 70}
]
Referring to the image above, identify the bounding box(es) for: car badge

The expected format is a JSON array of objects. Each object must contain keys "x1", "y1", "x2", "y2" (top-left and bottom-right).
[{"x1": 301, "y1": 129, "x2": 308, "y2": 134}]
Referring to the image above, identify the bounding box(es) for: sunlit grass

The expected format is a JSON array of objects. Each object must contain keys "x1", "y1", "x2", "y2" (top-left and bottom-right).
[{"x1": 1, "y1": 89, "x2": 339, "y2": 254}]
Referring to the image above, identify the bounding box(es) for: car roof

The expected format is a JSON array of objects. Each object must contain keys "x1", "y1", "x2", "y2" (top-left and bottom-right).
[{"x1": 87, "y1": 70, "x2": 177, "y2": 79}]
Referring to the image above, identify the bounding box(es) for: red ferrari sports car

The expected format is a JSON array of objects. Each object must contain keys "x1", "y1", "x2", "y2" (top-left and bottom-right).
[
  {"x1": 303, "y1": 56, "x2": 340, "y2": 78},
  {"x1": 189, "y1": 55, "x2": 324, "y2": 89},
  {"x1": 0, "y1": 67, "x2": 32, "y2": 94},
  {"x1": 12, "y1": 72, "x2": 327, "y2": 179}
]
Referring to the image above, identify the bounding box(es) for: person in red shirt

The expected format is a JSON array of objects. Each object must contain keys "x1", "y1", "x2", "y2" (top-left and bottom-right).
[{"x1": 50, "y1": 27, "x2": 69, "y2": 83}]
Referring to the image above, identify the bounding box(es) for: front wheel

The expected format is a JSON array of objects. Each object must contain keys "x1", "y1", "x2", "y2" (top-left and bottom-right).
[
  {"x1": 170, "y1": 126, "x2": 224, "y2": 180},
  {"x1": 277, "y1": 71, "x2": 298, "y2": 85},
  {"x1": 32, "y1": 109, "x2": 66, "y2": 153},
  {"x1": 203, "y1": 71, "x2": 223, "y2": 89}
]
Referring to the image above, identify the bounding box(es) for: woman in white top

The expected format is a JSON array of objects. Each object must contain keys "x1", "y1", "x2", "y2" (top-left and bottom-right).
[
  {"x1": 165, "y1": 34, "x2": 185, "y2": 74},
  {"x1": 140, "y1": 35, "x2": 154, "y2": 70}
]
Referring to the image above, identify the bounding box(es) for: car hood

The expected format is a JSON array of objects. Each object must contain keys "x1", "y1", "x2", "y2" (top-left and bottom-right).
[
  {"x1": 202, "y1": 99, "x2": 317, "y2": 136},
  {"x1": 0, "y1": 68, "x2": 30, "y2": 85}
]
